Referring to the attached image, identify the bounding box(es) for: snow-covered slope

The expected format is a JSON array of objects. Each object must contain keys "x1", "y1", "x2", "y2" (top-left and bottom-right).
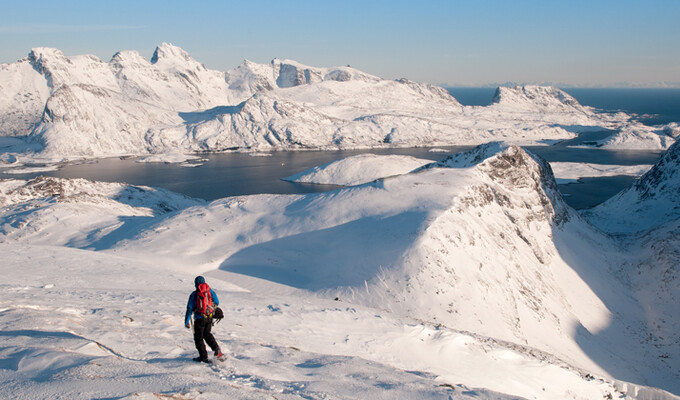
[
  {"x1": 583, "y1": 140, "x2": 680, "y2": 234},
  {"x1": 1, "y1": 143, "x2": 679, "y2": 398},
  {"x1": 46, "y1": 144, "x2": 668, "y2": 395},
  {"x1": 0, "y1": 176, "x2": 202, "y2": 247},
  {"x1": 580, "y1": 141, "x2": 680, "y2": 371},
  {"x1": 2, "y1": 243, "x2": 627, "y2": 400},
  {"x1": 0, "y1": 56, "x2": 50, "y2": 136},
  {"x1": 1, "y1": 44, "x2": 675, "y2": 163}
]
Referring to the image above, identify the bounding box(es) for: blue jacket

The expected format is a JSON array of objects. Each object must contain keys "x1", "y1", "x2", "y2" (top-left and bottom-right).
[{"x1": 185, "y1": 276, "x2": 219, "y2": 326}]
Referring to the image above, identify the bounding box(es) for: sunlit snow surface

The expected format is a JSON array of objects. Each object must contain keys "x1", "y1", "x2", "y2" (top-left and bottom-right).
[{"x1": 1, "y1": 143, "x2": 678, "y2": 399}]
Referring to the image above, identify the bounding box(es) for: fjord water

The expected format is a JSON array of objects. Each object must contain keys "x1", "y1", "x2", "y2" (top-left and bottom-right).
[{"x1": 4, "y1": 144, "x2": 662, "y2": 210}]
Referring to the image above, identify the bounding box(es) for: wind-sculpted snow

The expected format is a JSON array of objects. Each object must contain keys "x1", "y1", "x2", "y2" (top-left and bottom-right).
[{"x1": 0, "y1": 44, "x2": 675, "y2": 163}]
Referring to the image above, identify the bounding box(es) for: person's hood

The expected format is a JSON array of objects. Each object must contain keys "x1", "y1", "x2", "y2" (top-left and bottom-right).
[{"x1": 194, "y1": 276, "x2": 205, "y2": 289}]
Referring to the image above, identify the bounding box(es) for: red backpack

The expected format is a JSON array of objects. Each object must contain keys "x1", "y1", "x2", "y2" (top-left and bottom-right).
[{"x1": 196, "y1": 283, "x2": 215, "y2": 318}]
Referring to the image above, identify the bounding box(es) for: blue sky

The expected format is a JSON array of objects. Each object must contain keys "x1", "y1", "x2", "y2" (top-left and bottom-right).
[{"x1": 1, "y1": 0, "x2": 678, "y2": 87}]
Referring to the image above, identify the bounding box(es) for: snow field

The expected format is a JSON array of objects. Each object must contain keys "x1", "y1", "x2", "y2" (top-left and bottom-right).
[{"x1": 0, "y1": 244, "x2": 621, "y2": 400}]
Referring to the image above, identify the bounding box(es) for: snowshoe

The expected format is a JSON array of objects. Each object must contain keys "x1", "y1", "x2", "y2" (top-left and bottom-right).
[{"x1": 193, "y1": 356, "x2": 212, "y2": 363}]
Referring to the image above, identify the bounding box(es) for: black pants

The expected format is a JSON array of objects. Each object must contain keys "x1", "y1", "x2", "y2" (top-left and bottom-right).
[{"x1": 193, "y1": 317, "x2": 219, "y2": 358}]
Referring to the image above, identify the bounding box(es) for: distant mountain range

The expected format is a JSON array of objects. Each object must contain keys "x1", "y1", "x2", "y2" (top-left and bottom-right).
[
  {"x1": 446, "y1": 81, "x2": 680, "y2": 89},
  {"x1": 0, "y1": 43, "x2": 676, "y2": 164}
]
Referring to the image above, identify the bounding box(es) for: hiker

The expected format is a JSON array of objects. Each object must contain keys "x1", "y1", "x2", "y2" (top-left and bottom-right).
[{"x1": 185, "y1": 275, "x2": 223, "y2": 363}]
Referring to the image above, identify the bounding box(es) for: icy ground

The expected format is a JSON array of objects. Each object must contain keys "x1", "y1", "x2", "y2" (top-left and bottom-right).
[{"x1": 1, "y1": 143, "x2": 678, "y2": 399}]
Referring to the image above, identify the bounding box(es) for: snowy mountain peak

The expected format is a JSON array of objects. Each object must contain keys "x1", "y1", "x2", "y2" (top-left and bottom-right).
[
  {"x1": 467, "y1": 143, "x2": 570, "y2": 225},
  {"x1": 491, "y1": 85, "x2": 587, "y2": 112},
  {"x1": 634, "y1": 139, "x2": 680, "y2": 201},
  {"x1": 110, "y1": 50, "x2": 149, "y2": 68},
  {"x1": 150, "y1": 42, "x2": 204, "y2": 71},
  {"x1": 27, "y1": 47, "x2": 69, "y2": 80},
  {"x1": 430, "y1": 141, "x2": 511, "y2": 168},
  {"x1": 28, "y1": 47, "x2": 67, "y2": 64}
]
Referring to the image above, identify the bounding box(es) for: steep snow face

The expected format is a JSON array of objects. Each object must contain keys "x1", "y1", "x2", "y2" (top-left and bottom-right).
[
  {"x1": 628, "y1": 219, "x2": 680, "y2": 377},
  {"x1": 0, "y1": 58, "x2": 50, "y2": 136},
  {"x1": 583, "y1": 140, "x2": 680, "y2": 234},
  {"x1": 34, "y1": 83, "x2": 182, "y2": 156},
  {"x1": 347, "y1": 146, "x2": 607, "y2": 356}
]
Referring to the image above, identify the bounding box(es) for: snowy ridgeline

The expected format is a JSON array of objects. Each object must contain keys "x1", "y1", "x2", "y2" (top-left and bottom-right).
[
  {"x1": 1, "y1": 142, "x2": 679, "y2": 399},
  {"x1": 0, "y1": 43, "x2": 678, "y2": 165},
  {"x1": 281, "y1": 153, "x2": 655, "y2": 186}
]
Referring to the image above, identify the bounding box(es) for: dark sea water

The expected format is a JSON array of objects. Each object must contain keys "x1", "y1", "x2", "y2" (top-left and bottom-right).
[{"x1": 3, "y1": 88, "x2": 676, "y2": 209}]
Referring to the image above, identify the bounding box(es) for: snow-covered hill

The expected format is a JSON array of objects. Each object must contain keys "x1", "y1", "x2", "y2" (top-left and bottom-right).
[
  {"x1": 3, "y1": 143, "x2": 677, "y2": 398},
  {"x1": 0, "y1": 44, "x2": 676, "y2": 163},
  {"x1": 0, "y1": 176, "x2": 202, "y2": 247},
  {"x1": 282, "y1": 153, "x2": 432, "y2": 186}
]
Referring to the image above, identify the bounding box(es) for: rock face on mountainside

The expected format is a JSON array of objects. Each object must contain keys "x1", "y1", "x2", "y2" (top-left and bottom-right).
[
  {"x1": 352, "y1": 144, "x2": 677, "y2": 392},
  {"x1": 2, "y1": 43, "x2": 673, "y2": 160}
]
